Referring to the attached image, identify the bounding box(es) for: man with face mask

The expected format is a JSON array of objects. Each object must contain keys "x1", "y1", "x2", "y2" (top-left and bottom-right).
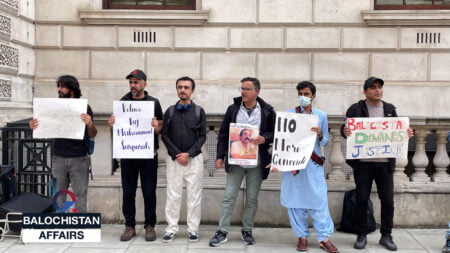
[
  {"x1": 274, "y1": 81, "x2": 338, "y2": 253},
  {"x1": 29, "y1": 75, "x2": 97, "y2": 213}
]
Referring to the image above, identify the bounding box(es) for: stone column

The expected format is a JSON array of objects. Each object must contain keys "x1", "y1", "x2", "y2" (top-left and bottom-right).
[
  {"x1": 328, "y1": 128, "x2": 346, "y2": 181},
  {"x1": 394, "y1": 157, "x2": 409, "y2": 183},
  {"x1": 411, "y1": 130, "x2": 430, "y2": 182},
  {"x1": 432, "y1": 130, "x2": 450, "y2": 182}
]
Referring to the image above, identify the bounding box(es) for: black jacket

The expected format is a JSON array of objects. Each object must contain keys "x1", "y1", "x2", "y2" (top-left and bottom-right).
[
  {"x1": 340, "y1": 99, "x2": 398, "y2": 171},
  {"x1": 120, "y1": 91, "x2": 163, "y2": 150},
  {"x1": 216, "y1": 96, "x2": 276, "y2": 180},
  {"x1": 162, "y1": 102, "x2": 206, "y2": 160}
]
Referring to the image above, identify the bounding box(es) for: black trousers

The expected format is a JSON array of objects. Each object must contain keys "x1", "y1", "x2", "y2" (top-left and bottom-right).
[
  {"x1": 121, "y1": 157, "x2": 158, "y2": 228},
  {"x1": 353, "y1": 162, "x2": 394, "y2": 235}
]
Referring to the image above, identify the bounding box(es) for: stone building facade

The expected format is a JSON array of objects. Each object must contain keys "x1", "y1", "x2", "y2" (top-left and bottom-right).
[{"x1": 1, "y1": 0, "x2": 449, "y2": 226}]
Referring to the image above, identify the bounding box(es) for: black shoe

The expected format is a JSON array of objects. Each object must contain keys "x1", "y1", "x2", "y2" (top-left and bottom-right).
[
  {"x1": 379, "y1": 234, "x2": 397, "y2": 251},
  {"x1": 241, "y1": 230, "x2": 255, "y2": 245},
  {"x1": 354, "y1": 234, "x2": 367, "y2": 250},
  {"x1": 209, "y1": 231, "x2": 227, "y2": 247}
]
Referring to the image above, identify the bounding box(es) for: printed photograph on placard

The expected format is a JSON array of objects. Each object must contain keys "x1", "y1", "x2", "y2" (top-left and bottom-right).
[{"x1": 228, "y1": 123, "x2": 259, "y2": 166}]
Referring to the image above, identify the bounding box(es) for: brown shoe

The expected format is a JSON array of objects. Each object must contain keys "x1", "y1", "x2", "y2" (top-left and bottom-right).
[
  {"x1": 319, "y1": 240, "x2": 339, "y2": 253},
  {"x1": 296, "y1": 237, "x2": 308, "y2": 251},
  {"x1": 120, "y1": 226, "x2": 136, "y2": 241},
  {"x1": 145, "y1": 225, "x2": 156, "y2": 241}
]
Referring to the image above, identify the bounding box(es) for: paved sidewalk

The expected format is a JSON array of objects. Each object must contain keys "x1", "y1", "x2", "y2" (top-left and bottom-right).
[{"x1": 0, "y1": 224, "x2": 446, "y2": 253}]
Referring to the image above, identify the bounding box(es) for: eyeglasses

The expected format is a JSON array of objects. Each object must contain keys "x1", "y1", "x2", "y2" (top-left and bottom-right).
[{"x1": 239, "y1": 87, "x2": 255, "y2": 92}]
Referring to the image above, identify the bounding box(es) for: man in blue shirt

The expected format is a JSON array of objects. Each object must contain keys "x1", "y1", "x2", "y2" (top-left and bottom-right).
[{"x1": 275, "y1": 81, "x2": 338, "y2": 253}]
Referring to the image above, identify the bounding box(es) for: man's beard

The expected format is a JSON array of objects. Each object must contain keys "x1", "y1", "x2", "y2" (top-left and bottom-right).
[{"x1": 58, "y1": 92, "x2": 71, "y2": 98}]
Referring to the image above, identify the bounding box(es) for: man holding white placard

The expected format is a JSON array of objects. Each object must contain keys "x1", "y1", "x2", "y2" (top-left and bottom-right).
[
  {"x1": 108, "y1": 69, "x2": 163, "y2": 242},
  {"x1": 341, "y1": 77, "x2": 414, "y2": 251},
  {"x1": 274, "y1": 81, "x2": 339, "y2": 253},
  {"x1": 29, "y1": 75, "x2": 97, "y2": 213},
  {"x1": 209, "y1": 77, "x2": 276, "y2": 247}
]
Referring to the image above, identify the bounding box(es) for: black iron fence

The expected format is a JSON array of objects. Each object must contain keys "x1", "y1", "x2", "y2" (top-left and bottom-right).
[{"x1": 1, "y1": 118, "x2": 53, "y2": 202}]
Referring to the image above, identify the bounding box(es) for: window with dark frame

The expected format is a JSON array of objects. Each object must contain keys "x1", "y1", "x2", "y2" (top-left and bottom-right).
[
  {"x1": 375, "y1": 0, "x2": 450, "y2": 10},
  {"x1": 103, "y1": 0, "x2": 195, "y2": 10}
]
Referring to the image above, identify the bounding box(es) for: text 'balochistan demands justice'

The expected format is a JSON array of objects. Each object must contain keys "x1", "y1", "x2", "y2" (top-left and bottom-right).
[
  {"x1": 346, "y1": 117, "x2": 409, "y2": 159},
  {"x1": 271, "y1": 112, "x2": 318, "y2": 172},
  {"x1": 113, "y1": 101, "x2": 154, "y2": 159}
]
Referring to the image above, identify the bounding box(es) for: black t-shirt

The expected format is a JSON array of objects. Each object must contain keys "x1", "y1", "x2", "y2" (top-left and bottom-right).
[{"x1": 54, "y1": 105, "x2": 94, "y2": 158}]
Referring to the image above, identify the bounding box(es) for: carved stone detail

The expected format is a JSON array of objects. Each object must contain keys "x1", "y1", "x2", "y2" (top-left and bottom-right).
[
  {"x1": 0, "y1": 14, "x2": 11, "y2": 40},
  {"x1": 0, "y1": 0, "x2": 18, "y2": 15},
  {"x1": 0, "y1": 78, "x2": 11, "y2": 98},
  {"x1": 0, "y1": 43, "x2": 19, "y2": 72}
]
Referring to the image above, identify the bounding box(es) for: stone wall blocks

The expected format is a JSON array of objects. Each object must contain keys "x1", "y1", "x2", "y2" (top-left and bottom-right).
[
  {"x1": 35, "y1": 50, "x2": 89, "y2": 79},
  {"x1": 174, "y1": 27, "x2": 227, "y2": 49},
  {"x1": 35, "y1": 0, "x2": 91, "y2": 22},
  {"x1": 36, "y1": 24, "x2": 60, "y2": 48},
  {"x1": 91, "y1": 51, "x2": 145, "y2": 80},
  {"x1": 202, "y1": 52, "x2": 255, "y2": 81},
  {"x1": 63, "y1": 26, "x2": 116, "y2": 48},
  {"x1": 286, "y1": 27, "x2": 340, "y2": 49},
  {"x1": 259, "y1": 0, "x2": 311, "y2": 24},
  {"x1": 313, "y1": 53, "x2": 369, "y2": 81},
  {"x1": 118, "y1": 27, "x2": 172, "y2": 49},
  {"x1": 258, "y1": 53, "x2": 310, "y2": 81},
  {"x1": 146, "y1": 51, "x2": 201, "y2": 80},
  {"x1": 401, "y1": 28, "x2": 450, "y2": 49},
  {"x1": 230, "y1": 27, "x2": 283, "y2": 49},
  {"x1": 202, "y1": 0, "x2": 256, "y2": 23},
  {"x1": 343, "y1": 28, "x2": 398, "y2": 49},
  {"x1": 371, "y1": 53, "x2": 427, "y2": 81},
  {"x1": 430, "y1": 53, "x2": 450, "y2": 81},
  {"x1": 314, "y1": 0, "x2": 371, "y2": 23}
]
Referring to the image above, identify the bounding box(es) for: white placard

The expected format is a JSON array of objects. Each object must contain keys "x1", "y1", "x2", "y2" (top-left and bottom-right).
[
  {"x1": 228, "y1": 123, "x2": 259, "y2": 166},
  {"x1": 32, "y1": 98, "x2": 87, "y2": 140},
  {"x1": 271, "y1": 111, "x2": 318, "y2": 172},
  {"x1": 346, "y1": 117, "x2": 410, "y2": 159},
  {"x1": 113, "y1": 101, "x2": 154, "y2": 159},
  {"x1": 22, "y1": 229, "x2": 101, "y2": 243}
]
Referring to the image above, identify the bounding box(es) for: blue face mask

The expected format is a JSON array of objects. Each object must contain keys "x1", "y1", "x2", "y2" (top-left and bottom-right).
[{"x1": 298, "y1": 96, "x2": 311, "y2": 107}]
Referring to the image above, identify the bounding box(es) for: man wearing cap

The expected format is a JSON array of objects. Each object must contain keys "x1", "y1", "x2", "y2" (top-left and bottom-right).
[
  {"x1": 108, "y1": 69, "x2": 163, "y2": 242},
  {"x1": 29, "y1": 75, "x2": 97, "y2": 213},
  {"x1": 341, "y1": 77, "x2": 414, "y2": 251}
]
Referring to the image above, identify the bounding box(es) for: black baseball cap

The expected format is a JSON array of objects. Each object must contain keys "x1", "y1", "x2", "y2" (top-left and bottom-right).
[
  {"x1": 363, "y1": 76, "x2": 384, "y2": 90},
  {"x1": 126, "y1": 69, "x2": 147, "y2": 81}
]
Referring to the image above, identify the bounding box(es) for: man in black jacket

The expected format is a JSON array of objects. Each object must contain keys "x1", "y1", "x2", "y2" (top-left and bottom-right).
[
  {"x1": 108, "y1": 69, "x2": 163, "y2": 242},
  {"x1": 161, "y1": 76, "x2": 206, "y2": 243},
  {"x1": 341, "y1": 77, "x2": 413, "y2": 251},
  {"x1": 209, "y1": 77, "x2": 276, "y2": 247}
]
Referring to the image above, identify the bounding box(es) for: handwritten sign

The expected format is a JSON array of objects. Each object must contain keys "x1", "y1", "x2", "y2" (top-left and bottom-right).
[
  {"x1": 346, "y1": 117, "x2": 409, "y2": 159},
  {"x1": 271, "y1": 112, "x2": 318, "y2": 172},
  {"x1": 113, "y1": 101, "x2": 154, "y2": 159},
  {"x1": 33, "y1": 98, "x2": 87, "y2": 140},
  {"x1": 228, "y1": 123, "x2": 259, "y2": 166}
]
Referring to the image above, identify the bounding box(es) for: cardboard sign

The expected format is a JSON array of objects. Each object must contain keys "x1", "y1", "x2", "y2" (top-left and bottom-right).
[
  {"x1": 228, "y1": 123, "x2": 259, "y2": 166},
  {"x1": 33, "y1": 98, "x2": 87, "y2": 140},
  {"x1": 346, "y1": 117, "x2": 409, "y2": 159},
  {"x1": 113, "y1": 101, "x2": 154, "y2": 159},
  {"x1": 271, "y1": 112, "x2": 318, "y2": 172}
]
